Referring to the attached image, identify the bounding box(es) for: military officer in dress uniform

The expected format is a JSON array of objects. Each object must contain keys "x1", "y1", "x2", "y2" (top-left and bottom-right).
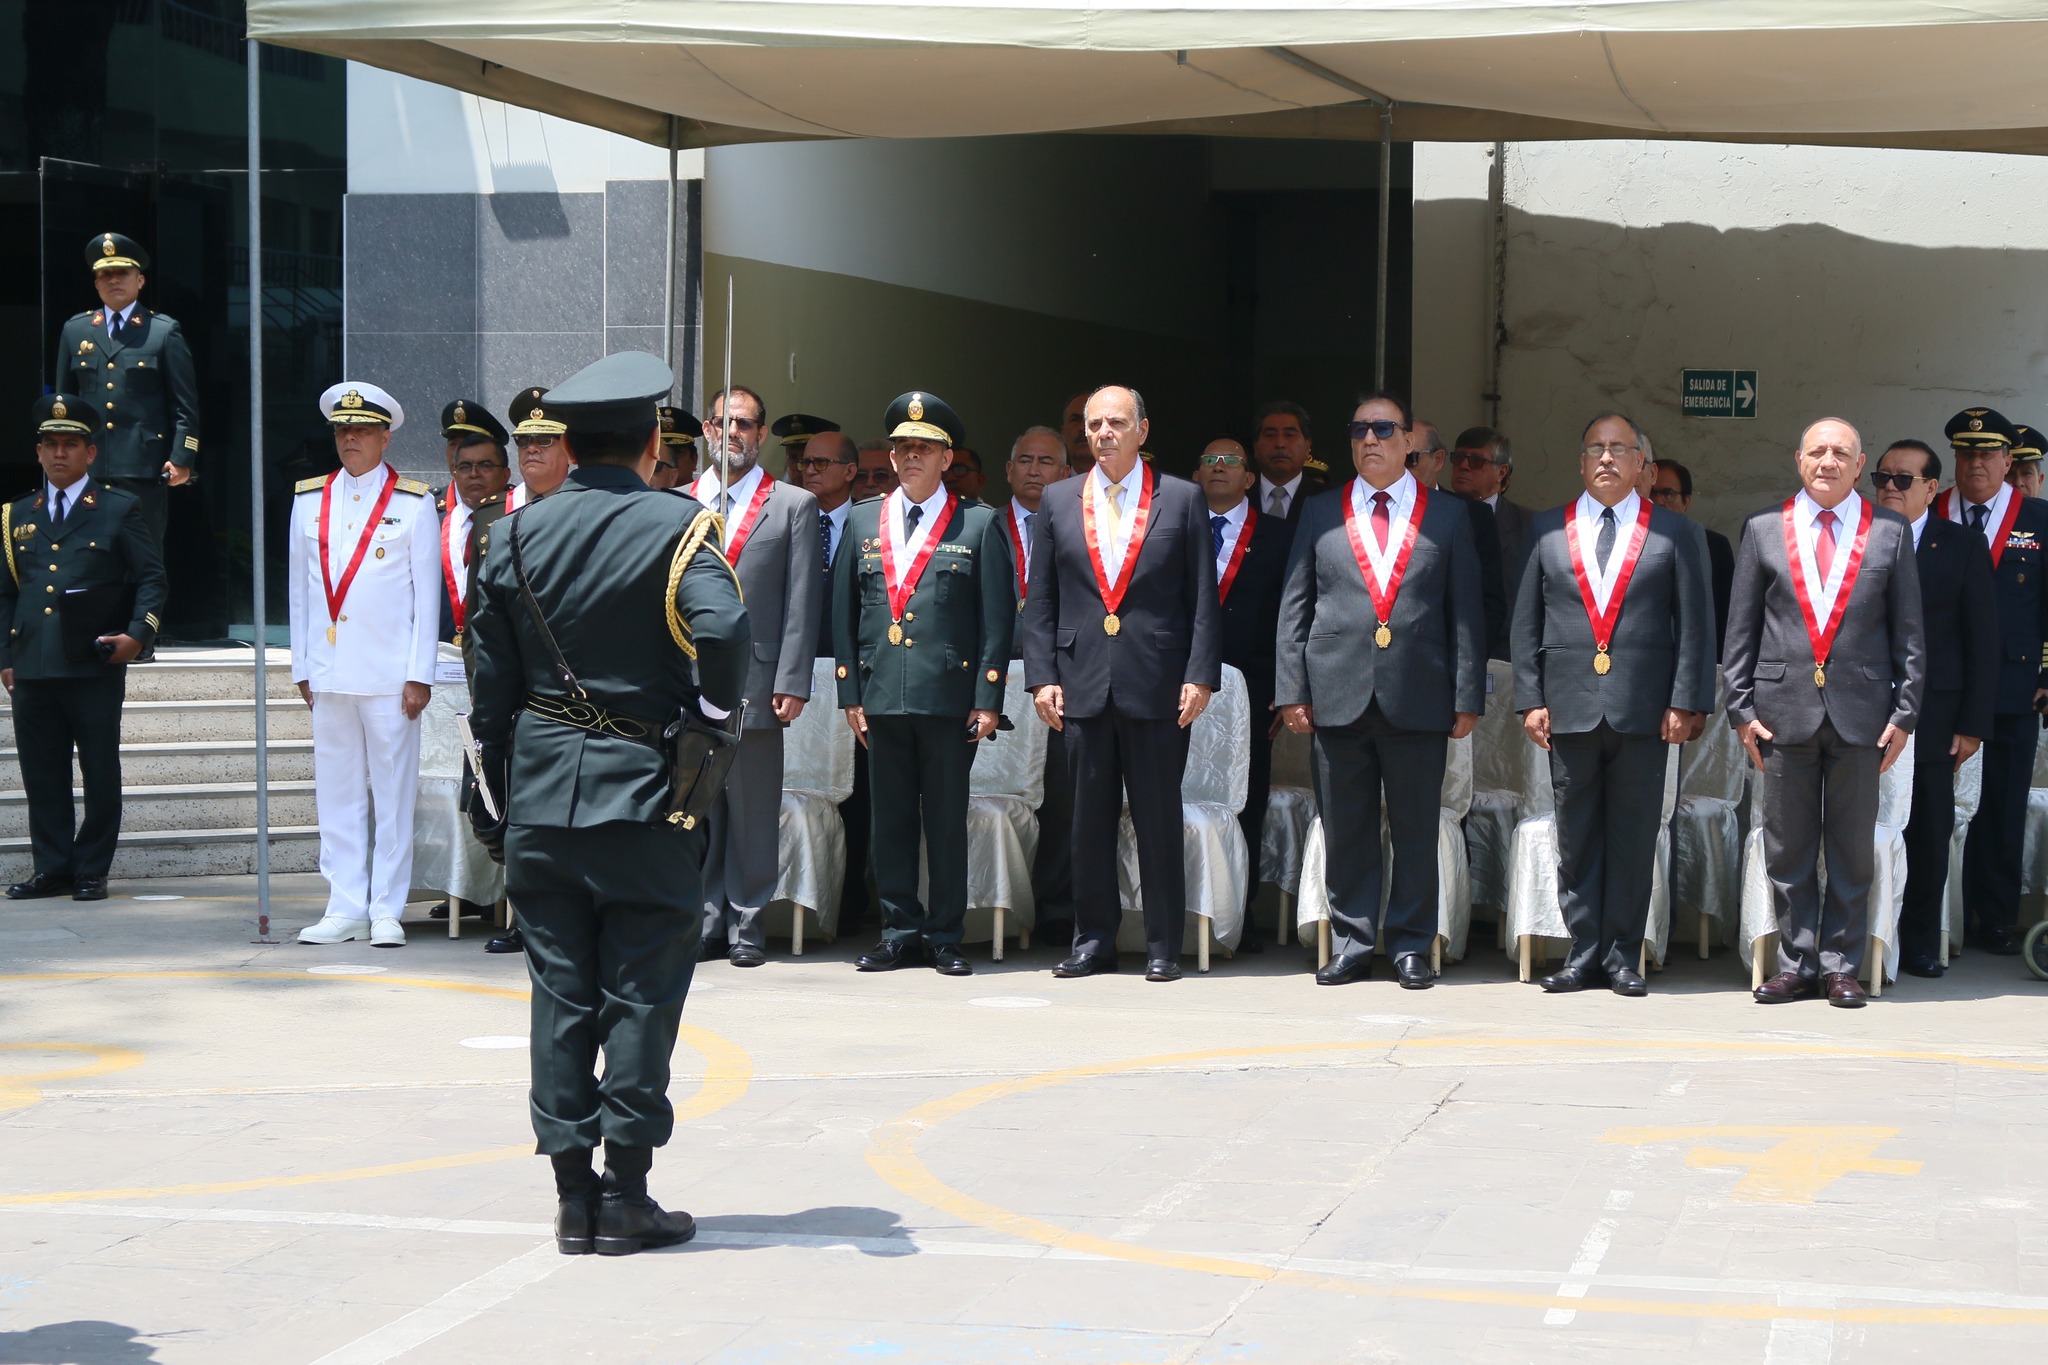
[
  {"x1": 288, "y1": 383, "x2": 440, "y2": 948},
  {"x1": 772, "y1": 413, "x2": 839, "y2": 482},
  {"x1": 833, "y1": 393, "x2": 1013, "y2": 976},
  {"x1": 507, "y1": 388, "x2": 574, "y2": 510},
  {"x1": 468, "y1": 350, "x2": 749, "y2": 1258},
  {"x1": 0, "y1": 396, "x2": 168, "y2": 901},
  {"x1": 1939, "y1": 407, "x2": 2048, "y2": 956},
  {"x1": 654, "y1": 406, "x2": 701, "y2": 490},
  {"x1": 54, "y1": 233, "x2": 200, "y2": 553},
  {"x1": 437, "y1": 399, "x2": 511, "y2": 647},
  {"x1": 2009, "y1": 425, "x2": 2046, "y2": 501}
]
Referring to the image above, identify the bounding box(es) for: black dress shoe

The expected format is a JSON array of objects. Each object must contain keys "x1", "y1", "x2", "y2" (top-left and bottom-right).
[
  {"x1": 727, "y1": 943, "x2": 767, "y2": 968},
  {"x1": 71, "y1": 876, "x2": 108, "y2": 902},
  {"x1": 7, "y1": 872, "x2": 73, "y2": 900},
  {"x1": 856, "y1": 939, "x2": 924, "y2": 971},
  {"x1": 594, "y1": 1193, "x2": 696, "y2": 1256},
  {"x1": 429, "y1": 902, "x2": 450, "y2": 920},
  {"x1": 1900, "y1": 953, "x2": 1945, "y2": 979},
  {"x1": 1052, "y1": 951, "x2": 1117, "y2": 978},
  {"x1": 1393, "y1": 952, "x2": 1435, "y2": 990},
  {"x1": 485, "y1": 926, "x2": 526, "y2": 954},
  {"x1": 1315, "y1": 951, "x2": 1371, "y2": 985},
  {"x1": 698, "y1": 936, "x2": 729, "y2": 963},
  {"x1": 556, "y1": 1196, "x2": 598, "y2": 1255},
  {"x1": 1608, "y1": 965, "x2": 1649, "y2": 997},
  {"x1": 931, "y1": 945, "x2": 974, "y2": 976},
  {"x1": 1539, "y1": 966, "x2": 1597, "y2": 993},
  {"x1": 1980, "y1": 925, "x2": 2024, "y2": 957},
  {"x1": 1145, "y1": 958, "x2": 1182, "y2": 982}
]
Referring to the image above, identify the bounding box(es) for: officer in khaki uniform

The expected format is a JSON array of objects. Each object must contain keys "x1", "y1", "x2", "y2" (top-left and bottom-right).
[
  {"x1": 833, "y1": 392, "x2": 1014, "y2": 976},
  {"x1": 54, "y1": 233, "x2": 201, "y2": 552},
  {"x1": 468, "y1": 350, "x2": 749, "y2": 1257},
  {"x1": 0, "y1": 395, "x2": 168, "y2": 902}
]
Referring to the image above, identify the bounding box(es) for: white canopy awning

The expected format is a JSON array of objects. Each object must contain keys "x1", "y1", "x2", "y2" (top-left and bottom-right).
[{"x1": 251, "y1": 1, "x2": 2048, "y2": 152}]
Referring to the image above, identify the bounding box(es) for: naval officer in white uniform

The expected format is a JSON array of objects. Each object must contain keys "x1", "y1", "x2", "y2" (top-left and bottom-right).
[{"x1": 289, "y1": 382, "x2": 441, "y2": 946}]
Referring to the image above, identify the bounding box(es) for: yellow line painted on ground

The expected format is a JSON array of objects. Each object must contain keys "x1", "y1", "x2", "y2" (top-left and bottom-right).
[
  {"x1": 0, "y1": 973, "x2": 750, "y2": 1207},
  {"x1": 865, "y1": 1035, "x2": 2048, "y2": 1327},
  {"x1": 0, "y1": 1042, "x2": 146, "y2": 1113}
]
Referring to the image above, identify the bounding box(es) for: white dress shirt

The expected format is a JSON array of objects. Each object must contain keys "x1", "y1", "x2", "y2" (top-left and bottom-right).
[
  {"x1": 1948, "y1": 480, "x2": 2012, "y2": 541},
  {"x1": 287, "y1": 461, "x2": 442, "y2": 694},
  {"x1": 1791, "y1": 489, "x2": 1863, "y2": 628},
  {"x1": 1008, "y1": 496, "x2": 1038, "y2": 567},
  {"x1": 1349, "y1": 471, "x2": 1419, "y2": 588},
  {"x1": 1569, "y1": 490, "x2": 1641, "y2": 616},
  {"x1": 1209, "y1": 496, "x2": 1249, "y2": 582},
  {"x1": 884, "y1": 484, "x2": 950, "y2": 588},
  {"x1": 821, "y1": 500, "x2": 850, "y2": 566},
  {"x1": 692, "y1": 463, "x2": 766, "y2": 541},
  {"x1": 105, "y1": 302, "x2": 136, "y2": 336},
  {"x1": 44, "y1": 471, "x2": 90, "y2": 520},
  {"x1": 1910, "y1": 510, "x2": 1929, "y2": 550},
  {"x1": 1090, "y1": 461, "x2": 1147, "y2": 581},
  {"x1": 444, "y1": 498, "x2": 474, "y2": 579},
  {"x1": 1258, "y1": 472, "x2": 1303, "y2": 519}
]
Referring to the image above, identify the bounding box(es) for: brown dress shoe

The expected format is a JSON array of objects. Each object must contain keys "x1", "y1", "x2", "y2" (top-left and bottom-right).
[
  {"x1": 1823, "y1": 972, "x2": 1869, "y2": 1008},
  {"x1": 1753, "y1": 970, "x2": 1817, "y2": 1003}
]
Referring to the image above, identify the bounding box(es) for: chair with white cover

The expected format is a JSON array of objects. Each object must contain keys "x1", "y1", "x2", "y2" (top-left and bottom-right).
[
  {"x1": 1669, "y1": 670, "x2": 1748, "y2": 957},
  {"x1": 1294, "y1": 730, "x2": 1475, "y2": 972},
  {"x1": 411, "y1": 642, "x2": 505, "y2": 936},
  {"x1": 1261, "y1": 728, "x2": 1315, "y2": 947},
  {"x1": 943, "y1": 663, "x2": 1048, "y2": 959},
  {"x1": 2018, "y1": 733, "x2": 2048, "y2": 901},
  {"x1": 768, "y1": 658, "x2": 855, "y2": 953},
  {"x1": 1737, "y1": 743, "x2": 1914, "y2": 993},
  {"x1": 1113, "y1": 664, "x2": 1250, "y2": 970},
  {"x1": 1942, "y1": 747, "x2": 1983, "y2": 964},
  {"x1": 1502, "y1": 724, "x2": 1680, "y2": 981},
  {"x1": 1464, "y1": 659, "x2": 1522, "y2": 931}
]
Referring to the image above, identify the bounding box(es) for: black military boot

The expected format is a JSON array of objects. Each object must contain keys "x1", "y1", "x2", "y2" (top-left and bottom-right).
[
  {"x1": 594, "y1": 1141, "x2": 695, "y2": 1256},
  {"x1": 550, "y1": 1149, "x2": 600, "y2": 1254}
]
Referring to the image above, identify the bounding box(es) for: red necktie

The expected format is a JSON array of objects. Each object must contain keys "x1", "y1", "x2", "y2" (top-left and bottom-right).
[
  {"x1": 1815, "y1": 508, "x2": 1838, "y2": 580},
  {"x1": 1371, "y1": 490, "x2": 1392, "y2": 551}
]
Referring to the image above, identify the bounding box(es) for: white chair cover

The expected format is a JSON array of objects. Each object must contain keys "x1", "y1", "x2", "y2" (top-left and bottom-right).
[
  {"x1": 1669, "y1": 671, "x2": 1747, "y2": 945},
  {"x1": 1262, "y1": 729, "x2": 1314, "y2": 898},
  {"x1": 952, "y1": 666, "x2": 1048, "y2": 945},
  {"x1": 410, "y1": 643, "x2": 504, "y2": 907},
  {"x1": 1464, "y1": 659, "x2": 1522, "y2": 909},
  {"x1": 1944, "y1": 747, "x2": 1982, "y2": 952},
  {"x1": 770, "y1": 658, "x2": 855, "y2": 943},
  {"x1": 1737, "y1": 743, "x2": 1914, "y2": 984},
  {"x1": 1114, "y1": 665, "x2": 1250, "y2": 956}
]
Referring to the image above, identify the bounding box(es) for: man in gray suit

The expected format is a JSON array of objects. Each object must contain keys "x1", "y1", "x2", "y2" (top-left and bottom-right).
[
  {"x1": 687, "y1": 385, "x2": 822, "y2": 966},
  {"x1": 1725, "y1": 418, "x2": 1925, "y2": 1008},
  {"x1": 1277, "y1": 391, "x2": 1487, "y2": 989},
  {"x1": 1513, "y1": 412, "x2": 1717, "y2": 996}
]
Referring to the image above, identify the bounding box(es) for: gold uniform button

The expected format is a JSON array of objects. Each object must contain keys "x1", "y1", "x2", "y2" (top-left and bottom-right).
[
  {"x1": 46, "y1": 585, "x2": 55, "y2": 593},
  {"x1": 106, "y1": 361, "x2": 114, "y2": 370},
  {"x1": 106, "y1": 402, "x2": 114, "y2": 409},
  {"x1": 48, "y1": 564, "x2": 57, "y2": 571},
  {"x1": 905, "y1": 612, "x2": 916, "y2": 621},
  {"x1": 106, "y1": 383, "x2": 114, "y2": 391},
  {"x1": 44, "y1": 607, "x2": 52, "y2": 616}
]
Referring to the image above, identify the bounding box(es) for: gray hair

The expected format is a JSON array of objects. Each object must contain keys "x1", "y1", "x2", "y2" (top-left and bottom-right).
[
  {"x1": 1581, "y1": 410, "x2": 1648, "y2": 451},
  {"x1": 1411, "y1": 422, "x2": 1449, "y2": 457},
  {"x1": 1009, "y1": 425, "x2": 1064, "y2": 461}
]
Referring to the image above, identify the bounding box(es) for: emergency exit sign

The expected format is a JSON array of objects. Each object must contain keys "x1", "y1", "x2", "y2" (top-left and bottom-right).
[{"x1": 1682, "y1": 369, "x2": 1758, "y2": 419}]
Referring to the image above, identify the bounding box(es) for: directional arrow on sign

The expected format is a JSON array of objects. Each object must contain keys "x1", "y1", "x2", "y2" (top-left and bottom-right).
[
  {"x1": 1736, "y1": 377, "x2": 1754, "y2": 407},
  {"x1": 1732, "y1": 370, "x2": 1758, "y2": 419}
]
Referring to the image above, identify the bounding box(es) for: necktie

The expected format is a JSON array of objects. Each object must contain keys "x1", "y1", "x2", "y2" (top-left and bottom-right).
[
  {"x1": 1211, "y1": 514, "x2": 1228, "y2": 559},
  {"x1": 50, "y1": 489, "x2": 66, "y2": 529},
  {"x1": 905, "y1": 504, "x2": 923, "y2": 539},
  {"x1": 108, "y1": 311, "x2": 119, "y2": 339},
  {"x1": 1269, "y1": 485, "x2": 1289, "y2": 518},
  {"x1": 1596, "y1": 505, "x2": 1617, "y2": 569},
  {"x1": 1816, "y1": 508, "x2": 1838, "y2": 580},
  {"x1": 1103, "y1": 484, "x2": 1124, "y2": 542},
  {"x1": 819, "y1": 511, "x2": 833, "y2": 569},
  {"x1": 1969, "y1": 503, "x2": 1989, "y2": 535},
  {"x1": 1020, "y1": 510, "x2": 1034, "y2": 550},
  {"x1": 1370, "y1": 490, "x2": 1392, "y2": 551}
]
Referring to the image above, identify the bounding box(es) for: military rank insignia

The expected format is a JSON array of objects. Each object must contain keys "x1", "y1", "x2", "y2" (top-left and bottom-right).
[
  {"x1": 985, "y1": 668, "x2": 1001, "y2": 683},
  {"x1": 835, "y1": 664, "x2": 848, "y2": 679}
]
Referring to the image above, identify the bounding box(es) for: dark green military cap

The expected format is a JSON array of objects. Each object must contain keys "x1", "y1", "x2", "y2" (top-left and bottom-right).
[
  {"x1": 442, "y1": 398, "x2": 509, "y2": 445},
  {"x1": 1946, "y1": 407, "x2": 2019, "y2": 450},
  {"x1": 772, "y1": 413, "x2": 839, "y2": 449},
  {"x1": 35, "y1": 393, "x2": 99, "y2": 438},
  {"x1": 884, "y1": 391, "x2": 963, "y2": 448},
  {"x1": 544, "y1": 351, "x2": 673, "y2": 434},
  {"x1": 658, "y1": 406, "x2": 703, "y2": 445},
  {"x1": 87, "y1": 232, "x2": 148, "y2": 272}
]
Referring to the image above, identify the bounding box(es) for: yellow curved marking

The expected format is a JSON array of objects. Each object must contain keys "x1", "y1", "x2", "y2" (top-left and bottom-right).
[
  {"x1": 866, "y1": 1036, "x2": 2048, "y2": 1327},
  {"x1": 0, "y1": 973, "x2": 748, "y2": 1207},
  {"x1": 0, "y1": 1042, "x2": 145, "y2": 1113}
]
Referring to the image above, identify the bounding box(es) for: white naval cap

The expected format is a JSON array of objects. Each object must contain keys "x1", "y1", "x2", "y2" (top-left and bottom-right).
[{"x1": 318, "y1": 381, "x2": 404, "y2": 432}]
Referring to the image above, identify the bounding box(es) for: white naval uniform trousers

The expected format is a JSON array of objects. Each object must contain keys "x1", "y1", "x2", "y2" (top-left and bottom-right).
[{"x1": 287, "y1": 463, "x2": 441, "y2": 922}]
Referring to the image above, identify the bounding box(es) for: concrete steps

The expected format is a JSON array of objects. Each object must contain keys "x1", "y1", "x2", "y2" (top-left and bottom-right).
[{"x1": 0, "y1": 647, "x2": 320, "y2": 882}]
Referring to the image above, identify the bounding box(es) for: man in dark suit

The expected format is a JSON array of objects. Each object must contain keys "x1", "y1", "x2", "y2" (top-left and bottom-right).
[
  {"x1": 1726, "y1": 418, "x2": 1925, "y2": 1008},
  {"x1": 1412, "y1": 421, "x2": 1508, "y2": 658},
  {"x1": 834, "y1": 392, "x2": 1014, "y2": 977},
  {"x1": 1199, "y1": 435, "x2": 1293, "y2": 949},
  {"x1": 1513, "y1": 413, "x2": 1716, "y2": 995},
  {"x1": 1936, "y1": 408, "x2": 2048, "y2": 957},
  {"x1": 1003, "y1": 426, "x2": 1076, "y2": 944},
  {"x1": 1, "y1": 396, "x2": 169, "y2": 901},
  {"x1": 1871, "y1": 440, "x2": 1997, "y2": 978},
  {"x1": 1252, "y1": 401, "x2": 1316, "y2": 524},
  {"x1": 1023, "y1": 385, "x2": 1222, "y2": 982},
  {"x1": 1650, "y1": 459, "x2": 1736, "y2": 654},
  {"x1": 1277, "y1": 392, "x2": 1487, "y2": 989},
  {"x1": 1452, "y1": 425, "x2": 1534, "y2": 607}
]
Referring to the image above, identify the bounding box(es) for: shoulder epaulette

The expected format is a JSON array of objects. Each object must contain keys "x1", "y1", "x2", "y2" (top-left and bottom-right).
[
  {"x1": 395, "y1": 478, "x2": 433, "y2": 496},
  {"x1": 294, "y1": 474, "x2": 331, "y2": 494}
]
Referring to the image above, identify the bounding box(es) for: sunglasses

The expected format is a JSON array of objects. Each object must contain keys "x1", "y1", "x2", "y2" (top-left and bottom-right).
[
  {"x1": 791, "y1": 456, "x2": 854, "y2": 472},
  {"x1": 1348, "y1": 419, "x2": 1407, "y2": 441},
  {"x1": 716, "y1": 416, "x2": 762, "y2": 432},
  {"x1": 1449, "y1": 452, "x2": 1497, "y2": 470},
  {"x1": 1199, "y1": 453, "x2": 1246, "y2": 467},
  {"x1": 1870, "y1": 472, "x2": 1927, "y2": 491}
]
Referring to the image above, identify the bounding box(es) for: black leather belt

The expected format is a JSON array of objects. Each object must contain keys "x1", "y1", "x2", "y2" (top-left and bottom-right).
[{"x1": 524, "y1": 692, "x2": 666, "y2": 750}]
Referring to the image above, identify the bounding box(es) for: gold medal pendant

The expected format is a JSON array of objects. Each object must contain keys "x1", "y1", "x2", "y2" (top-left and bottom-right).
[
  {"x1": 1104, "y1": 613, "x2": 1121, "y2": 636},
  {"x1": 1594, "y1": 649, "x2": 1611, "y2": 675},
  {"x1": 887, "y1": 621, "x2": 905, "y2": 646},
  {"x1": 326, "y1": 624, "x2": 337, "y2": 645},
  {"x1": 1814, "y1": 666, "x2": 1827, "y2": 688},
  {"x1": 1374, "y1": 623, "x2": 1392, "y2": 649},
  {"x1": 452, "y1": 630, "x2": 464, "y2": 648}
]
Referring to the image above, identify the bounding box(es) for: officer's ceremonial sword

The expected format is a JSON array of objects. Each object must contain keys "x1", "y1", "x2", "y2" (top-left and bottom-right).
[
  {"x1": 454, "y1": 712, "x2": 501, "y2": 821},
  {"x1": 718, "y1": 275, "x2": 734, "y2": 545}
]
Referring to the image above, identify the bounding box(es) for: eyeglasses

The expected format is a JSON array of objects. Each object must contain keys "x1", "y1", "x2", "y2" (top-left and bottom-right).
[
  {"x1": 451, "y1": 460, "x2": 506, "y2": 475},
  {"x1": 853, "y1": 468, "x2": 895, "y2": 485},
  {"x1": 715, "y1": 416, "x2": 761, "y2": 432},
  {"x1": 1449, "y1": 452, "x2": 1498, "y2": 470},
  {"x1": 1648, "y1": 487, "x2": 1687, "y2": 504},
  {"x1": 515, "y1": 435, "x2": 558, "y2": 450},
  {"x1": 1582, "y1": 443, "x2": 1640, "y2": 459},
  {"x1": 791, "y1": 456, "x2": 853, "y2": 472},
  {"x1": 1348, "y1": 419, "x2": 1407, "y2": 442},
  {"x1": 1871, "y1": 471, "x2": 1927, "y2": 491},
  {"x1": 1199, "y1": 453, "x2": 1246, "y2": 468}
]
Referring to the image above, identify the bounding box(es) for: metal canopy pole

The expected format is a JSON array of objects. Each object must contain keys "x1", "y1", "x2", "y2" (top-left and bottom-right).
[
  {"x1": 663, "y1": 116, "x2": 679, "y2": 386},
  {"x1": 1375, "y1": 106, "x2": 1392, "y2": 390},
  {"x1": 247, "y1": 38, "x2": 275, "y2": 944}
]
